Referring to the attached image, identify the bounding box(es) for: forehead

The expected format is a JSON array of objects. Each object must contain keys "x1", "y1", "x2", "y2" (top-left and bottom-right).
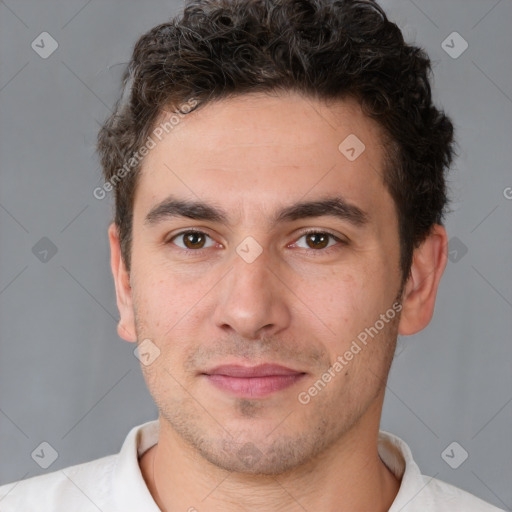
[{"x1": 133, "y1": 92, "x2": 393, "y2": 228}]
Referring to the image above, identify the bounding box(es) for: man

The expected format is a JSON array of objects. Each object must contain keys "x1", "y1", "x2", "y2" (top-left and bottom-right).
[{"x1": 0, "y1": 0, "x2": 504, "y2": 510}]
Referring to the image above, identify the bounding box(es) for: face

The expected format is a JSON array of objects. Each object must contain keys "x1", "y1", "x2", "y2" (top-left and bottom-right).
[{"x1": 113, "y1": 92, "x2": 408, "y2": 474}]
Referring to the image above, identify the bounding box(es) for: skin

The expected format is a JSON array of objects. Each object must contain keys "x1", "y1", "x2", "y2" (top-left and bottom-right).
[{"x1": 108, "y1": 91, "x2": 448, "y2": 511}]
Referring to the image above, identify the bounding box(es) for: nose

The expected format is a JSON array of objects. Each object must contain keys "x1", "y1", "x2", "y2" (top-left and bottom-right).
[{"x1": 212, "y1": 248, "x2": 292, "y2": 340}]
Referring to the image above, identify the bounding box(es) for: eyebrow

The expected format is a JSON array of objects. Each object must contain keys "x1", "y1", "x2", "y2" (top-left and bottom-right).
[{"x1": 144, "y1": 195, "x2": 369, "y2": 228}]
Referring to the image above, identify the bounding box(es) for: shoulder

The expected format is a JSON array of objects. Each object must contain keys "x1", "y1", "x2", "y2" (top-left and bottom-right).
[
  {"x1": 413, "y1": 475, "x2": 505, "y2": 512},
  {"x1": 378, "y1": 431, "x2": 504, "y2": 512},
  {"x1": 0, "y1": 454, "x2": 118, "y2": 511}
]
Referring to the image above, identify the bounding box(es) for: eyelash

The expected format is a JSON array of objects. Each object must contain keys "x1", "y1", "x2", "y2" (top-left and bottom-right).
[
  {"x1": 294, "y1": 228, "x2": 348, "y2": 255},
  {"x1": 167, "y1": 228, "x2": 347, "y2": 256}
]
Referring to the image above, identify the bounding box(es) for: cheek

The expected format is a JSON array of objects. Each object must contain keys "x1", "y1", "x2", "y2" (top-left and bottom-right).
[
  {"x1": 132, "y1": 268, "x2": 199, "y2": 337},
  {"x1": 311, "y1": 268, "x2": 367, "y2": 319},
  {"x1": 309, "y1": 263, "x2": 393, "y2": 347}
]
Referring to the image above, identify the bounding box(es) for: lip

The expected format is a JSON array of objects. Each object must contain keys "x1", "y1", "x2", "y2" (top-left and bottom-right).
[
  {"x1": 202, "y1": 363, "x2": 306, "y2": 398},
  {"x1": 204, "y1": 363, "x2": 304, "y2": 378}
]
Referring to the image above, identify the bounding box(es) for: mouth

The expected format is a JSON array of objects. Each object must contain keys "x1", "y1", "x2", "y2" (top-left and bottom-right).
[{"x1": 201, "y1": 363, "x2": 307, "y2": 398}]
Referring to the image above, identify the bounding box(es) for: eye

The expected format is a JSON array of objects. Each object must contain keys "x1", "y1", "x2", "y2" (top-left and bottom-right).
[
  {"x1": 290, "y1": 230, "x2": 346, "y2": 252},
  {"x1": 166, "y1": 229, "x2": 346, "y2": 255},
  {"x1": 168, "y1": 230, "x2": 217, "y2": 251}
]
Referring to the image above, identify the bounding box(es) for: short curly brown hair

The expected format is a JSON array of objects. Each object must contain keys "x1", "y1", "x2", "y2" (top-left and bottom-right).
[{"x1": 97, "y1": 0, "x2": 455, "y2": 285}]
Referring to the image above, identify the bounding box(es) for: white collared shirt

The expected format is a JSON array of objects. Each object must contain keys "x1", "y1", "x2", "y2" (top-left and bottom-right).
[{"x1": 0, "y1": 420, "x2": 504, "y2": 511}]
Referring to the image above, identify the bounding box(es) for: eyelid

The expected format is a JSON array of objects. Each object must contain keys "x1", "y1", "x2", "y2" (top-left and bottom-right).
[
  {"x1": 295, "y1": 227, "x2": 347, "y2": 242},
  {"x1": 166, "y1": 228, "x2": 218, "y2": 251},
  {"x1": 166, "y1": 227, "x2": 216, "y2": 240},
  {"x1": 289, "y1": 228, "x2": 348, "y2": 253}
]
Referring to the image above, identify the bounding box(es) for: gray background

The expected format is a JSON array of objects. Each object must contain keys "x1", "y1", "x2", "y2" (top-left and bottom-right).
[{"x1": 0, "y1": 0, "x2": 511, "y2": 509}]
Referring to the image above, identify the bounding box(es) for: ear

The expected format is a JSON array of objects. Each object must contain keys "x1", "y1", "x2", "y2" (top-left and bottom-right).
[
  {"x1": 398, "y1": 224, "x2": 448, "y2": 336},
  {"x1": 108, "y1": 223, "x2": 137, "y2": 342}
]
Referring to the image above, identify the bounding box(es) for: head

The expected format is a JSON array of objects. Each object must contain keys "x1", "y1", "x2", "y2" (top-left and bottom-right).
[{"x1": 98, "y1": 0, "x2": 454, "y2": 474}]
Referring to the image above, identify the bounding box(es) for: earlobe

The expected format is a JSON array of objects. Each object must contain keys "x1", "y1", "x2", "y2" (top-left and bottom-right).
[
  {"x1": 117, "y1": 321, "x2": 136, "y2": 342},
  {"x1": 398, "y1": 224, "x2": 448, "y2": 336},
  {"x1": 108, "y1": 223, "x2": 137, "y2": 343}
]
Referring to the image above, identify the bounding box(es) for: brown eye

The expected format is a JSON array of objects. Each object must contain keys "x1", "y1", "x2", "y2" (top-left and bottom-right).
[
  {"x1": 292, "y1": 231, "x2": 342, "y2": 251},
  {"x1": 305, "y1": 232, "x2": 330, "y2": 249},
  {"x1": 170, "y1": 230, "x2": 215, "y2": 250},
  {"x1": 183, "y1": 231, "x2": 205, "y2": 249}
]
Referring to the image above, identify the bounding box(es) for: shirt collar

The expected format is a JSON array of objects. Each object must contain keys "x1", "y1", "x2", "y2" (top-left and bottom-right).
[
  {"x1": 378, "y1": 430, "x2": 433, "y2": 511},
  {"x1": 112, "y1": 420, "x2": 161, "y2": 511}
]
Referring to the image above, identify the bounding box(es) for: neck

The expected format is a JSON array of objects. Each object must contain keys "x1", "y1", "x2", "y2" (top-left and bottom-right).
[{"x1": 140, "y1": 400, "x2": 400, "y2": 512}]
